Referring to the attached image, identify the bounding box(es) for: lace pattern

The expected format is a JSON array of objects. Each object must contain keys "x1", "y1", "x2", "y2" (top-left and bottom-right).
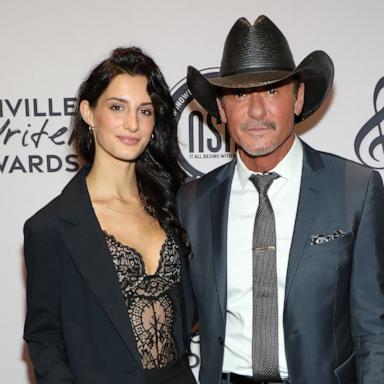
[{"x1": 105, "y1": 232, "x2": 181, "y2": 369}]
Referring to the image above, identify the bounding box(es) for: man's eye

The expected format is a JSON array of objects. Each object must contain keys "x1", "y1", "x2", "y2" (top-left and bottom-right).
[
  {"x1": 234, "y1": 90, "x2": 245, "y2": 97},
  {"x1": 267, "y1": 88, "x2": 278, "y2": 95}
]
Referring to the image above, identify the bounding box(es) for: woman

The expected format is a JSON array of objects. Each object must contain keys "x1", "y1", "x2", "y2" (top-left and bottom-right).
[{"x1": 23, "y1": 47, "x2": 196, "y2": 384}]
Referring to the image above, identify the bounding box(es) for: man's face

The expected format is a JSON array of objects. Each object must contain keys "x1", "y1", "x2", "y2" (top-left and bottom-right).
[{"x1": 217, "y1": 81, "x2": 304, "y2": 170}]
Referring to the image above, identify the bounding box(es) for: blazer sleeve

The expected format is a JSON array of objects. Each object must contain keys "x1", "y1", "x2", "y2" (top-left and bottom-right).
[
  {"x1": 23, "y1": 217, "x2": 74, "y2": 384},
  {"x1": 351, "y1": 170, "x2": 384, "y2": 383}
]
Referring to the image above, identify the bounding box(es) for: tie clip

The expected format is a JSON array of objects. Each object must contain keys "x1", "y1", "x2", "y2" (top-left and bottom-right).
[{"x1": 253, "y1": 246, "x2": 276, "y2": 251}]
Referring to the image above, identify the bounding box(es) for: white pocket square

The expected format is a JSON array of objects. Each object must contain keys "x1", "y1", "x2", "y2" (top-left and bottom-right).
[{"x1": 309, "y1": 229, "x2": 347, "y2": 246}]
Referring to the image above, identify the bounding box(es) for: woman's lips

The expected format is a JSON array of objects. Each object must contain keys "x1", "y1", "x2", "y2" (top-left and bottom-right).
[{"x1": 116, "y1": 135, "x2": 140, "y2": 145}]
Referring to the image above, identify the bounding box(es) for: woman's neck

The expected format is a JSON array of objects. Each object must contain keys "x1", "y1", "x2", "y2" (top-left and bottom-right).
[{"x1": 86, "y1": 157, "x2": 140, "y2": 203}]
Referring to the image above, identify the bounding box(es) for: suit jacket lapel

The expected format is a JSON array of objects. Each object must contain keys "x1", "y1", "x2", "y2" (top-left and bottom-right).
[
  {"x1": 210, "y1": 160, "x2": 236, "y2": 323},
  {"x1": 57, "y1": 167, "x2": 142, "y2": 366},
  {"x1": 285, "y1": 142, "x2": 325, "y2": 302},
  {"x1": 176, "y1": 237, "x2": 195, "y2": 350}
]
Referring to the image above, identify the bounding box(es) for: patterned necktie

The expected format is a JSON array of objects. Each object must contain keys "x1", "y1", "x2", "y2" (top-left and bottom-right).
[{"x1": 249, "y1": 172, "x2": 281, "y2": 381}]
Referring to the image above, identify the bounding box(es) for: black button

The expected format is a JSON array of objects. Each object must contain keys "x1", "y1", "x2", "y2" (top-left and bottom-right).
[{"x1": 218, "y1": 337, "x2": 224, "y2": 345}]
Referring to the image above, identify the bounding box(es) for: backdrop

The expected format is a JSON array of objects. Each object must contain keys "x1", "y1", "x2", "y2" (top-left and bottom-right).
[{"x1": 1, "y1": 1, "x2": 383, "y2": 382}]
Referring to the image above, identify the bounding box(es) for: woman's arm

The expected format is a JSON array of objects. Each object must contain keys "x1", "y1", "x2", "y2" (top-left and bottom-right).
[{"x1": 23, "y1": 218, "x2": 74, "y2": 384}]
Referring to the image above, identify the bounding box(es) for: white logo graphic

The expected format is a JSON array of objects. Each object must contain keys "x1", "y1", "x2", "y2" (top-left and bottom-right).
[{"x1": 171, "y1": 68, "x2": 235, "y2": 178}]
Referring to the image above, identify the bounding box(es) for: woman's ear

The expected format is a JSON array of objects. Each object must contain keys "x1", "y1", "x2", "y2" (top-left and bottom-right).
[{"x1": 79, "y1": 100, "x2": 94, "y2": 127}]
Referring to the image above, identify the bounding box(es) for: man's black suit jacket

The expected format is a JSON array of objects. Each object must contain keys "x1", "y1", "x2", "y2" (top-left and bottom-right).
[{"x1": 177, "y1": 142, "x2": 384, "y2": 384}]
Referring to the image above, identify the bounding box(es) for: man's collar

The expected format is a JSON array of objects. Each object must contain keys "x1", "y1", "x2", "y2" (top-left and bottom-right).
[{"x1": 236, "y1": 136, "x2": 303, "y2": 189}]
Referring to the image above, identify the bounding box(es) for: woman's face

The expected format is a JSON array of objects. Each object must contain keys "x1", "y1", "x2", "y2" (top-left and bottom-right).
[{"x1": 81, "y1": 73, "x2": 155, "y2": 164}]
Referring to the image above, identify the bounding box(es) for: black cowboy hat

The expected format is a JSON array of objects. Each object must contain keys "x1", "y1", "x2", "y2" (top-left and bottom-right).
[{"x1": 187, "y1": 15, "x2": 334, "y2": 123}]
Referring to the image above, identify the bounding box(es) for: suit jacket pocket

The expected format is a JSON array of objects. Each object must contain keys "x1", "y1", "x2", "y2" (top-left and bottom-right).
[
  {"x1": 307, "y1": 232, "x2": 354, "y2": 257},
  {"x1": 334, "y1": 352, "x2": 356, "y2": 384}
]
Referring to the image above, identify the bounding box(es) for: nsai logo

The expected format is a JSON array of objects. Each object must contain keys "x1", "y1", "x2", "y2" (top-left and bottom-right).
[{"x1": 171, "y1": 68, "x2": 235, "y2": 179}]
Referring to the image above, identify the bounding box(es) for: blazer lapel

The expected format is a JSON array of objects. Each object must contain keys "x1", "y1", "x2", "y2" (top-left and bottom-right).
[
  {"x1": 57, "y1": 167, "x2": 142, "y2": 366},
  {"x1": 285, "y1": 143, "x2": 325, "y2": 302},
  {"x1": 210, "y1": 160, "x2": 236, "y2": 323},
  {"x1": 177, "y1": 238, "x2": 195, "y2": 350}
]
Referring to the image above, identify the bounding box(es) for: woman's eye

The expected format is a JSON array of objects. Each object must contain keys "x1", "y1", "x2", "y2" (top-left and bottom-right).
[
  {"x1": 140, "y1": 109, "x2": 153, "y2": 116},
  {"x1": 111, "y1": 105, "x2": 123, "y2": 111}
]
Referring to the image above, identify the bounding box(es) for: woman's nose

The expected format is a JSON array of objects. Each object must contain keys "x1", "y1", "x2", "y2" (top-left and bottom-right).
[{"x1": 123, "y1": 112, "x2": 139, "y2": 132}]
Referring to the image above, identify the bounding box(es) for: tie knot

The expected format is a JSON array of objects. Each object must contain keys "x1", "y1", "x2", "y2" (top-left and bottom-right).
[{"x1": 249, "y1": 172, "x2": 280, "y2": 194}]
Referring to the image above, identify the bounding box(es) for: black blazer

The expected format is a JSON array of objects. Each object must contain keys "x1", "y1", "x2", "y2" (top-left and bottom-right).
[
  {"x1": 177, "y1": 142, "x2": 384, "y2": 384},
  {"x1": 24, "y1": 166, "x2": 195, "y2": 384}
]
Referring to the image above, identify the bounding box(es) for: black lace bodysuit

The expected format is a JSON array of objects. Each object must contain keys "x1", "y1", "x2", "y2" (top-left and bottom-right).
[{"x1": 105, "y1": 232, "x2": 181, "y2": 369}]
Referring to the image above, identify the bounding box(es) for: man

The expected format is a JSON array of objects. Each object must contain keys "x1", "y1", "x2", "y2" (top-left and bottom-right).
[{"x1": 177, "y1": 15, "x2": 384, "y2": 384}]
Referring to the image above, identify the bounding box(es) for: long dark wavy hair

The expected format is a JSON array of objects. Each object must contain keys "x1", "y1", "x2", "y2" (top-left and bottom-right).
[{"x1": 71, "y1": 47, "x2": 189, "y2": 248}]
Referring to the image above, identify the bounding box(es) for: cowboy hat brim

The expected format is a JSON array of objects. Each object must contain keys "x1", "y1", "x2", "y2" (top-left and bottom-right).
[{"x1": 187, "y1": 50, "x2": 334, "y2": 123}]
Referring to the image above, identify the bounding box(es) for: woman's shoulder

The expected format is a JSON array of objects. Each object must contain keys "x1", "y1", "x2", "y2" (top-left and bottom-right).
[
  {"x1": 24, "y1": 194, "x2": 62, "y2": 234},
  {"x1": 24, "y1": 167, "x2": 87, "y2": 233}
]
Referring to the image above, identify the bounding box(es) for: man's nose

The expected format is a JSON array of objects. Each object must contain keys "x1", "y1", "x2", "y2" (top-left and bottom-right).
[{"x1": 248, "y1": 92, "x2": 266, "y2": 118}]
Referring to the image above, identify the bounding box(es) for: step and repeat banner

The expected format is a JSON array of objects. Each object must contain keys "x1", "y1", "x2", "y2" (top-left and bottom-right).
[{"x1": 1, "y1": 0, "x2": 383, "y2": 382}]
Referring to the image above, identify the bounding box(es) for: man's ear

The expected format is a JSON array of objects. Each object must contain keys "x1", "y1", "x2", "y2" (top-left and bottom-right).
[
  {"x1": 79, "y1": 100, "x2": 94, "y2": 127},
  {"x1": 294, "y1": 83, "x2": 305, "y2": 116},
  {"x1": 216, "y1": 97, "x2": 227, "y2": 124}
]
